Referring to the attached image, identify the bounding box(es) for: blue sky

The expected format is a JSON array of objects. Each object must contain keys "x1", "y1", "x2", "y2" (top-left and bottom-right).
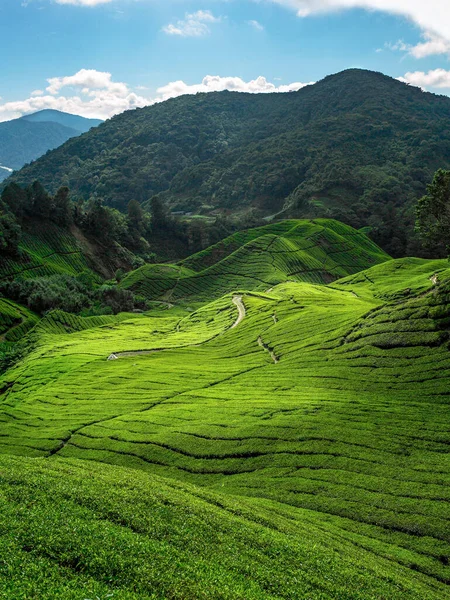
[{"x1": 1, "y1": 0, "x2": 449, "y2": 121}]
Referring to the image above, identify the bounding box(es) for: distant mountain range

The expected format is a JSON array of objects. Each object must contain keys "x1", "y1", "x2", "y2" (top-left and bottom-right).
[{"x1": 0, "y1": 110, "x2": 102, "y2": 182}]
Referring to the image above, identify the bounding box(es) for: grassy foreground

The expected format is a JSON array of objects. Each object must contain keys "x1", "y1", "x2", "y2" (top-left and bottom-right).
[
  {"x1": 0, "y1": 223, "x2": 449, "y2": 598},
  {"x1": 0, "y1": 455, "x2": 446, "y2": 600}
]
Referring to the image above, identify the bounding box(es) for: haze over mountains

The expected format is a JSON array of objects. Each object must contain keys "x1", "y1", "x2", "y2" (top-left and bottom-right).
[{"x1": 0, "y1": 110, "x2": 102, "y2": 182}]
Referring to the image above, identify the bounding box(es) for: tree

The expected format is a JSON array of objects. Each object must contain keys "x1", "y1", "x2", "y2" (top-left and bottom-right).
[
  {"x1": 29, "y1": 180, "x2": 53, "y2": 219},
  {"x1": 127, "y1": 199, "x2": 145, "y2": 247},
  {"x1": 1, "y1": 183, "x2": 28, "y2": 220},
  {"x1": 85, "y1": 196, "x2": 112, "y2": 240},
  {"x1": 127, "y1": 200, "x2": 144, "y2": 231},
  {"x1": 149, "y1": 195, "x2": 168, "y2": 231},
  {"x1": 53, "y1": 187, "x2": 73, "y2": 227},
  {"x1": 0, "y1": 208, "x2": 21, "y2": 254},
  {"x1": 415, "y1": 169, "x2": 450, "y2": 256}
]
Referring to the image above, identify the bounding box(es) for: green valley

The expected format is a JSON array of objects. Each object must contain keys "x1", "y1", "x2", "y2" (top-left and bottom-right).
[{"x1": 0, "y1": 219, "x2": 449, "y2": 598}]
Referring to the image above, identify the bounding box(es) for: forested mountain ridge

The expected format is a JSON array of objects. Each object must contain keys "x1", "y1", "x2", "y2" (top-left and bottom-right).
[
  {"x1": 6, "y1": 69, "x2": 450, "y2": 255},
  {"x1": 0, "y1": 110, "x2": 102, "y2": 183}
]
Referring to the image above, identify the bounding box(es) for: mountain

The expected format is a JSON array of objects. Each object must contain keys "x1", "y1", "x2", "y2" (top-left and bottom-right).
[
  {"x1": 0, "y1": 218, "x2": 449, "y2": 597},
  {"x1": 21, "y1": 109, "x2": 102, "y2": 134},
  {"x1": 6, "y1": 69, "x2": 450, "y2": 255},
  {"x1": 0, "y1": 110, "x2": 102, "y2": 183}
]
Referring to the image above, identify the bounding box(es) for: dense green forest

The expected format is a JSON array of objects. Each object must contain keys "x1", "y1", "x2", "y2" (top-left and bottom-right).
[{"x1": 6, "y1": 69, "x2": 450, "y2": 256}]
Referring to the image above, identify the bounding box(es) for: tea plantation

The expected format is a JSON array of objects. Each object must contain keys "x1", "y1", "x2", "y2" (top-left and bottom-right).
[
  {"x1": 120, "y1": 219, "x2": 390, "y2": 303},
  {"x1": 0, "y1": 221, "x2": 94, "y2": 282},
  {"x1": 0, "y1": 220, "x2": 449, "y2": 599}
]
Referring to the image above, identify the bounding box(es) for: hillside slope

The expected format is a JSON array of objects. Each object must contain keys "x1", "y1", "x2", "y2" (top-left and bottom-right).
[
  {"x1": 0, "y1": 454, "x2": 446, "y2": 600},
  {"x1": 120, "y1": 219, "x2": 390, "y2": 303},
  {"x1": 0, "y1": 250, "x2": 449, "y2": 596},
  {"x1": 7, "y1": 69, "x2": 450, "y2": 253}
]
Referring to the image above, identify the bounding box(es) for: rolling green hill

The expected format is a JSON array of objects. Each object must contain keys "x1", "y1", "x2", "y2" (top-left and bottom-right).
[
  {"x1": 120, "y1": 219, "x2": 390, "y2": 303},
  {"x1": 7, "y1": 69, "x2": 450, "y2": 254},
  {"x1": 0, "y1": 298, "x2": 38, "y2": 342},
  {"x1": 0, "y1": 455, "x2": 446, "y2": 600},
  {"x1": 0, "y1": 216, "x2": 144, "y2": 288},
  {"x1": 0, "y1": 218, "x2": 449, "y2": 598}
]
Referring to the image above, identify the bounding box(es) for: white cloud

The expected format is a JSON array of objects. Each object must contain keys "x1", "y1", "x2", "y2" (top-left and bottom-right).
[
  {"x1": 271, "y1": 1, "x2": 450, "y2": 42},
  {"x1": 384, "y1": 39, "x2": 409, "y2": 53},
  {"x1": 155, "y1": 75, "x2": 312, "y2": 100},
  {"x1": 0, "y1": 69, "x2": 148, "y2": 122},
  {"x1": 0, "y1": 71, "x2": 313, "y2": 123},
  {"x1": 399, "y1": 69, "x2": 450, "y2": 89},
  {"x1": 248, "y1": 20, "x2": 265, "y2": 31},
  {"x1": 408, "y1": 31, "x2": 450, "y2": 58},
  {"x1": 385, "y1": 31, "x2": 450, "y2": 58},
  {"x1": 163, "y1": 10, "x2": 221, "y2": 37},
  {"x1": 46, "y1": 68, "x2": 129, "y2": 96}
]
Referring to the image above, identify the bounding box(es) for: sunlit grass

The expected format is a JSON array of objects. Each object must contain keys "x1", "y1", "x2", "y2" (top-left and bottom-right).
[{"x1": 0, "y1": 223, "x2": 449, "y2": 598}]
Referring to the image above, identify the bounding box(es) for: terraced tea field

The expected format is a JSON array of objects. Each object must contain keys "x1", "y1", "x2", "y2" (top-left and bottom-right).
[
  {"x1": 120, "y1": 219, "x2": 390, "y2": 303},
  {"x1": 0, "y1": 222, "x2": 95, "y2": 282},
  {"x1": 0, "y1": 220, "x2": 449, "y2": 599},
  {"x1": 0, "y1": 298, "x2": 38, "y2": 341}
]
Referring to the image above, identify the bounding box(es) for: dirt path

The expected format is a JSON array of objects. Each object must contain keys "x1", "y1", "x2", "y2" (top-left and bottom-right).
[
  {"x1": 257, "y1": 336, "x2": 278, "y2": 364},
  {"x1": 108, "y1": 295, "x2": 246, "y2": 360},
  {"x1": 231, "y1": 295, "x2": 245, "y2": 329},
  {"x1": 430, "y1": 274, "x2": 439, "y2": 285}
]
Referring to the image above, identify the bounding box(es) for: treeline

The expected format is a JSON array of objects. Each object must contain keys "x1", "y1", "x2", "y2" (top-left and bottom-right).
[
  {"x1": 0, "y1": 181, "x2": 155, "y2": 259},
  {"x1": 0, "y1": 274, "x2": 146, "y2": 316},
  {"x1": 0, "y1": 181, "x2": 264, "y2": 261}
]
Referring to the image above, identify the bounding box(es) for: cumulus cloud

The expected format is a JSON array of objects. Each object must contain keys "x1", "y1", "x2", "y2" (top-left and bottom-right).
[
  {"x1": 384, "y1": 31, "x2": 450, "y2": 58},
  {"x1": 407, "y1": 31, "x2": 450, "y2": 58},
  {"x1": 399, "y1": 69, "x2": 450, "y2": 89},
  {"x1": 46, "y1": 68, "x2": 129, "y2": 96},
  {"x1": 0, "y1": 69, "x2": 148, "y2": 122},
  {"x1": 163, "y1": 10, "x2": 221, "y2": 37},
  {"x1": 155, "y1": 75, "x2": 312, "y2": 100},
  {"x1": 0, "y1": 71, "x2": 313, "y2": 123},
  {"x1": 272, "y1": 1, "x2": 450, "y2": 42}
]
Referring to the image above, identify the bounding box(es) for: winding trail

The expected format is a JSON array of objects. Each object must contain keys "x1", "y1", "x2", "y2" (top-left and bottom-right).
[
  {"x1": 257, "y1": 336, "x2": 279, "y2": 364},
  {"x1": 231, "y1": 295, "x2": 245, "y2": 329},
  {"x1": 108, "y1": 295, "x2": 246, "y2": 360}
]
